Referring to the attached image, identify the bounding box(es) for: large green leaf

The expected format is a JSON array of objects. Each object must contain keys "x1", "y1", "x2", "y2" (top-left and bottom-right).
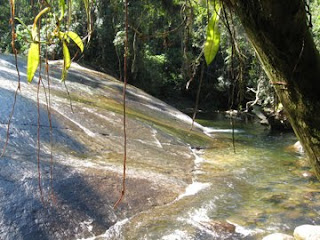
[
  {"x1": 62, "y1": 41, "x2": 71, "y2": 81},
  {"x1": 27, "y1": 42, "x2": 40, "y2": 83},
  {"x1": 204, "y1": 4, "x2": 221, "y2": 65},
  {"x1": 66, "y1": 31, "x2": 84, "y2": 52},
  {"x1": 27, "y1": 7, "x2": 49, "y2": 83}
]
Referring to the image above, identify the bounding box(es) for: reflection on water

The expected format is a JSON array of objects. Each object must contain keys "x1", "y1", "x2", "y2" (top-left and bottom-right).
[{"x1": 98, "y1": 113, "x2": 320, "y2": 240}]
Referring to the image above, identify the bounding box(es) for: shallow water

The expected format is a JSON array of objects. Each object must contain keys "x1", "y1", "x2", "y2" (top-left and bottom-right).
[
  {"x1": 95, "y1": 113, "x2": 320, "y2": 240},
  {"x1": 195, "y1": 114, "x2": 320, "y2": 238}
]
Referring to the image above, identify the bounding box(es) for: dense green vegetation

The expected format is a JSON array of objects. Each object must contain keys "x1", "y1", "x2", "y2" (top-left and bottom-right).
[
  {"x1": 0, "y1": 0, "x2": 268, "y2": 110},
  {"x1": 1, "y1": 0, "x2": 318, "y2": 112}
]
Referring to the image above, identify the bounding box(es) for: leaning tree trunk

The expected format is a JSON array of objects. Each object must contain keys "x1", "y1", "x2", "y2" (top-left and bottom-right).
[{"x1": 223, "y1": 0, "x2": 320, "y2": 178}]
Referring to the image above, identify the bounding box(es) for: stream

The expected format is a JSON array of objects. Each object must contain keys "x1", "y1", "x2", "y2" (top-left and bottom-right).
[{"x1": 92, "y1": 113, "x2": 320, "y2": 240}]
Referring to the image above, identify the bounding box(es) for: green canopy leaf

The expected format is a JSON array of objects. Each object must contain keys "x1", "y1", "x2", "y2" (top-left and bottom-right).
[
  {"x1": 27, "y1": 42, "x2": 40, "y2": 83},
  {"x1": 66, "y1": 31, "x2": 84, "y2": 52},
  {"x1": 204, "y1": 3, "x2": 221, "y2": 65}
]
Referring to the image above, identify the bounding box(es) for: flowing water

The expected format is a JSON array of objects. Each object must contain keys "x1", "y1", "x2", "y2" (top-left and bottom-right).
[{"x1": 93, "y1": 113, "x2": 320, "y2": 240}]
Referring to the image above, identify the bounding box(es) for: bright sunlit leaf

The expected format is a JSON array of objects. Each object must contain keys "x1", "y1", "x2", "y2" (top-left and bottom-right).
[
  {"x1": 27, "y1": 42, "x2": 40, "y2": 83},
  {"x1": 58, "y1": 31, "x2": 66, "y2": 40},
  {"x1": 204, "y1": 3, "x2": 221, "y2": 65},
  {"x1": 66, "y1": 31, "x2": 84, "y2": 52},
  {"x1": 63, "y1": 42, "x2": 71, "y2": 70},
  {"x1": 62, "y1": 41, "x2": 71, "y2": 81}
]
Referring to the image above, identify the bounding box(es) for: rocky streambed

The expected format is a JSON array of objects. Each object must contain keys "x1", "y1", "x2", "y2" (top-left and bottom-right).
[{"x1": 0, "y1": 54, "x2": 213, "y2": 240}]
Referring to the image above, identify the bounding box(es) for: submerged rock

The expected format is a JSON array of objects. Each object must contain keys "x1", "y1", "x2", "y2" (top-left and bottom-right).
[
  {"x1": 293, "y1": 141, "x2": 304, "y2": 154},
  {"x1": 293, "y1": 225, "x2": 320, "y2": 240},
  {"x1": 199, "y1": 220, "x2": 236, "y2": 234},
  {"x1": 286, "y1": 141, "x2": 304, "y2": 154},
  {"x1": 261, "y1": 193, "x2": 288, "y2": 204},
  {"x1": 262, "y1": 233, "x2": 294, "y2": 240}
]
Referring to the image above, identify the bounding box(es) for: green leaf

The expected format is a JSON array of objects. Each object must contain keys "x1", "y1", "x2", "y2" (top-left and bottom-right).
[
  {"x1": 62, "y1": 41, "x2": 71, "y2": 81},
  {"x1": 15, "y1": 17, "x2": 33, "y2": 39},
  {"x1": 66, "y1": 31, "x2": 84, "y2": 52},
  {"x1": 58, "y1": 31, "x2": 66, "y2": 40},
  {"x1": 63, "y1": 42, "x2": 71, "y2": 69},
  {"x1": 33, "y1": 7, "x2": 50, "y2": 29},
  {"x1": 204, "y1": 3, "x2": 221, "y2": 65},
  {"x1": 58, "y1": 31, "x2": 70, "y2": 44},
  {"x1": 59, "y1": 0, "x2": 65, "y2": 20},
  {"x1": 27, "y1": 42, "x2": 40, "y2": 83},
  {"x1": 83, "y1": 0, "x2": 89, "y2": 16}
]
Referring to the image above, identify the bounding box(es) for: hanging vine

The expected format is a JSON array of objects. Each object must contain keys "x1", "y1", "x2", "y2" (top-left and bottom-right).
[
  {"x1": 1, "y1": 0, "x2": 21, "y2": 158},
  {"x1": 114, "y1": 0, "x2": 129, "y2": 209},
  {"x1": 3, "y1": 0, "x2": 87, "y2": 204}
]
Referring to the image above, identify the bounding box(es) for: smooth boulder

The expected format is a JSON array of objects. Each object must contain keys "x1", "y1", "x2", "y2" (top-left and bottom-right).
[
  {"x1": 262, "y1": 233, "x2": 294, "y2": 240},
  {"x1": 294, "y1": 225, "x2": 320, "y2": 240}
]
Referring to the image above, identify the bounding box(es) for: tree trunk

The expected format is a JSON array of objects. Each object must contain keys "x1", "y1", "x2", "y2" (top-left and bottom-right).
[{"x1": 223, "y1": 0, "x2": 320, "y2": 178}]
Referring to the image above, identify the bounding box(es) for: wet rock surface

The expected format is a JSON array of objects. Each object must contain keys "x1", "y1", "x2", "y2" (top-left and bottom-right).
[{"x1": 0, "y1": 55, "x2": 212, "y2": 239}]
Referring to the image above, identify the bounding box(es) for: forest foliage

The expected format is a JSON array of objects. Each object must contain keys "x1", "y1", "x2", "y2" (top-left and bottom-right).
[{"x1": 0, "y1": 0, "x2": 319, "y2": 111}]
